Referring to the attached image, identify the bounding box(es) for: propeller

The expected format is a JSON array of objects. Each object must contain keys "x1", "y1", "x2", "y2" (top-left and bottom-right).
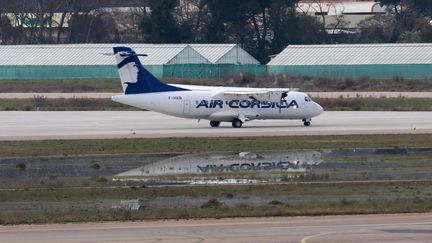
[{"x1": 279, "y1": 92, "x2": 288, "y2": 113}]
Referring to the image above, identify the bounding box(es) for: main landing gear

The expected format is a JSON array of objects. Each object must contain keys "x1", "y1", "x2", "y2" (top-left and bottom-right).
[
  {"x1": 210, "y1": 119, "x2": 310, "y2": 128},
  {"x1": 210, "y1": 119, "x2": 243, "y2": 128},
  {"x1": 210, "y1": 121, "x2": 220, "y2": 127},
  {"x1": 231, "y1": 118, "x2": 243, "y2": 128}
]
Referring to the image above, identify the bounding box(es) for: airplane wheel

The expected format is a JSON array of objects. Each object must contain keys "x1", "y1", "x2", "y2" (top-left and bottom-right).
[
  {"x1": 304, "y1": 121, "x2": 311, "y2": 126},
  {"x1": 232, "y1": 119, "x2": 243, "y2": 128},
  {"x1": 210, "y1": 121, "x2": 220, "y2": 127}
]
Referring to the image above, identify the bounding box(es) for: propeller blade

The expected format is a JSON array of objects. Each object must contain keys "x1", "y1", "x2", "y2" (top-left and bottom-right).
[{"x1": 279, "y1": 92, "x2": 288, "y2": 113}]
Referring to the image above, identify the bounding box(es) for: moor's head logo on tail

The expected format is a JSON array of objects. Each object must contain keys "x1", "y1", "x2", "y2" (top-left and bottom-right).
[{"x1": 113, "y1": 46, "x2": 189, "y2": 95}]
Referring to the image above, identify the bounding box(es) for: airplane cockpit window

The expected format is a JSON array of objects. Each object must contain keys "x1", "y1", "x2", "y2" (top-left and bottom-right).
[{"x1": 305, "y1": 96, "x2": 312, "y2": 102}]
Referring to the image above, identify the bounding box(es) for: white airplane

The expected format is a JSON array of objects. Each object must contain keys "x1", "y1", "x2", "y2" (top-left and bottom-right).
[{"x1": 111, "y1": 47, "x2": 324, "y2": 128}]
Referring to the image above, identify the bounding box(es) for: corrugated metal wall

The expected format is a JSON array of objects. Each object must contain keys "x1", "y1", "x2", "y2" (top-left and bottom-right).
[
  {"x1": 0, "y1": 44, "x2": 263, "y2": 79},
  {"x1": 2, "y1": 63, "x2": 432, "y2": 79},
  {"x1": 0, "y1": 65, "x2": 162, "y2": 79},
  {"x1": 165, "y1": 46, "x2": 210, "y2": 64},
  {"x1": 268, "y1": 44, "x2": 432, "y2": 66},
  {"x1": 266, "y1": 43, "x2": 432, "y2": 79},
  {"x1": 2, "y1": 43, "x2": 432, "y2": 80},
  {"x1": 0, "y1": 64, "x2": 265, "y2": 79},
  {"x1": 163, "y1": 64, "x2": 266, "y2": 79},
  {"x1": 213, "y1": 45, "x2": 261, "y2": 64},
  {"x1": 267, "y1": 64, "x2": 432, "y2": 79}
]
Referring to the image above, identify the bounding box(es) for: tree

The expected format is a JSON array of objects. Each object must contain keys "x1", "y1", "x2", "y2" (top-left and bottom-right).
[
  {"x1": 415, "y1": 17, "x2": 432, "y2": 42},
  {"x1": 199, "y1": 0, "x2": 301, "y2": 63},
  {"x1": 288, "y1": 0, "x2": 329, "y2": 45},
  {"x1": 199, "y1": 0, "x2": 242, "y2": 43},
  {"x1": 56, "y1": 0, "x2": 72, "y2": 43},
  {"x1": 0, "y1": 2, "x2": 8, "y2": 44},
  {"x1": 0, "y1": 15, "x2": 13, "y2": 44},
  {"x1": 356, "y1": 14, "x2": 398, "y2": 43},
  {"x1": 69, "y1": 8, "x2": 119, "y2": 43},
  {"x1": 406, "y1": 0, "x2": 432, "y2": 17},
  {"x1": 141, "y1": 0, "x2": 192, "y2": 43},
  {"x1": 176, "y1": 0, "x2": 210, "y2": 42},
  {"x1": 359, "y1": 0, "x2": 432, "y2": 43}
]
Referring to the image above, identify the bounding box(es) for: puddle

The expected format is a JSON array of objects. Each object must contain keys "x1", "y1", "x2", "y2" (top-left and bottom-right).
[
  {"x1": 114, "y1": 148, "x2": 432, "y2": 185},
  {"x1": 116, "y1": 150, "x2": 322, "y2": 180}
]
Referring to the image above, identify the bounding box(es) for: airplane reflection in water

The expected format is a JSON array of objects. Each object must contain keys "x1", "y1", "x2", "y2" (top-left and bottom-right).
[{"x1": 116, "y1": 150, "x2": 322, "y2": 179}]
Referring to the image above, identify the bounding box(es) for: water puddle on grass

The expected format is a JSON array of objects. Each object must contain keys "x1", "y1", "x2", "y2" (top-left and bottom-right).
[
  {"x1": 114, "y1": 148, "x2": 432, "y2": 185},
  {"x1": 115, "y1": 150, "x2": 323, "y2": 184}
]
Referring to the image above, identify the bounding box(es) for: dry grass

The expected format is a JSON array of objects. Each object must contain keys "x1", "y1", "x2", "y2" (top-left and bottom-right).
[
  {"x1": 0, "y1": 97, "x2": 137, "y2": 111},
  {"x1": 0, "y1": 78, "x2": 121, "y2": 93},
  {"x1": 1, "y1": 180, "x2": 431, "y2": 203},
  {"x1": 1, "y1": 180, "x2": 431, "y2": 224},
  {"x1": 316, "y1": 97, "x2": 432, "y2": 111},
  {"x1": 1, "y1": 134, "x2": 431, "y2": 157},
  {"x1": 166, "y1": 75, "x2": 432, "y2": 92},
  {"x1": 1, "y1": 75, "x2": 432, "y2": 93},
  {"x1": 1, "y1": 197, "x2": 431, "y2": 225}
]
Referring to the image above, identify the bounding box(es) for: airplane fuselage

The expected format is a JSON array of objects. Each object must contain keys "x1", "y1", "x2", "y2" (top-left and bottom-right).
[{"x1": 112, "y1": 84, "x2": 323, "y2": 123}]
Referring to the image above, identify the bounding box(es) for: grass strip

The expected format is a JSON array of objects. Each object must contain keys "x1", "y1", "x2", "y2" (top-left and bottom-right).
[
  {"x1": 1, "y1": 196, "x2": 431, "y2": 224},
  {"x1": 0, "y1": 180, "x2": 430, "y2": 202},
  {"x1": 0, "y1": 134, "x2": 431, "y2": 157},
  {"x1": 2, "y1": 76, "x2": 432, "y2": 92},
  {"x1": 0, "y1": 98, "x2": 137, "y2": 111},
  {"x1": 316, "y1": 98, "x2": 432, "y2": 111},
  {"x1": 0, "y1": 78, "x2": 121, "y2": 93}
]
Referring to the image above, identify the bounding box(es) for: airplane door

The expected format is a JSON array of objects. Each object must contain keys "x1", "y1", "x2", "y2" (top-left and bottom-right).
[{"x1": 183, "y1": 100, "x2": 191, "y2": 114}]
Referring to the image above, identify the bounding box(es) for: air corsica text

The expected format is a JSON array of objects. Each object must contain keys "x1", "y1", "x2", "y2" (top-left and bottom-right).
[{"x1": 195, "y1": 99, "x2": 299, "y2": 109}]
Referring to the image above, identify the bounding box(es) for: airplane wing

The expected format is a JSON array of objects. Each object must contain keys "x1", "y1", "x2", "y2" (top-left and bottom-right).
[
  {"x1": 212, "y1": 89, "x2": 290, "y2": 101},
  {"x1": 222, "y1": 91, "x2": 270, "y2": 95}
]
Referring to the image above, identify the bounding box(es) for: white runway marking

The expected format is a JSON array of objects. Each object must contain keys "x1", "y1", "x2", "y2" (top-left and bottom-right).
[{"x1": 0, "y1": 111, "x2": 431, "y2": 140}]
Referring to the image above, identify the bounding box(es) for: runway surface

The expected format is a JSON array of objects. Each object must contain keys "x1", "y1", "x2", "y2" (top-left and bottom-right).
[
  {"x1": 0, "y1": 213, "x2": 431, "y2": 243},
  {"x1": 1, "y1": 111, "x2": 431, "y2": 140}
]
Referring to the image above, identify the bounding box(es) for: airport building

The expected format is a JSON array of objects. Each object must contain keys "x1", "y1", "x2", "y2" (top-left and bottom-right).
[
  {"x1": 297, "y1": 0, "x2": 387, "y2": 33},
  {"x1": 0, "y1": 44, "x2": 262, "y2": 79},
  {"x1": 3, "y1": 43, "x2": 432, "y2": 80},
  {"x1": 267, "y1": 43, "x2": 432, "y2": 79}
]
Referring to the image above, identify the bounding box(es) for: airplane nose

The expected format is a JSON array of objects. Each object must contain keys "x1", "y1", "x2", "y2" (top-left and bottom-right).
[
  {"x1": 318, "y1": 104, "x2": 324, "y2": 113},
  {"x1": 315, "y1": 102, "x2": 324, "y2": 115}
]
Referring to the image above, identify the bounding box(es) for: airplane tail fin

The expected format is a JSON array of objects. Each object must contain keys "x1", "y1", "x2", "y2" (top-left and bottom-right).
[{"x1": 113, "y1": 46, "x2": 188, "y2": 95}]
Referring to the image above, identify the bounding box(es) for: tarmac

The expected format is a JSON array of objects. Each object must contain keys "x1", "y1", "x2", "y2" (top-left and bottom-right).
[
  {"x1": 0, "y1": 111, "x2": 431, "y2": 140},
  {"x1": 1, "y1": 110, "x2": 431, "y2": 243},
  {"x1": 0, "y1": 213, "x2": 431, "y2": 243}
]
